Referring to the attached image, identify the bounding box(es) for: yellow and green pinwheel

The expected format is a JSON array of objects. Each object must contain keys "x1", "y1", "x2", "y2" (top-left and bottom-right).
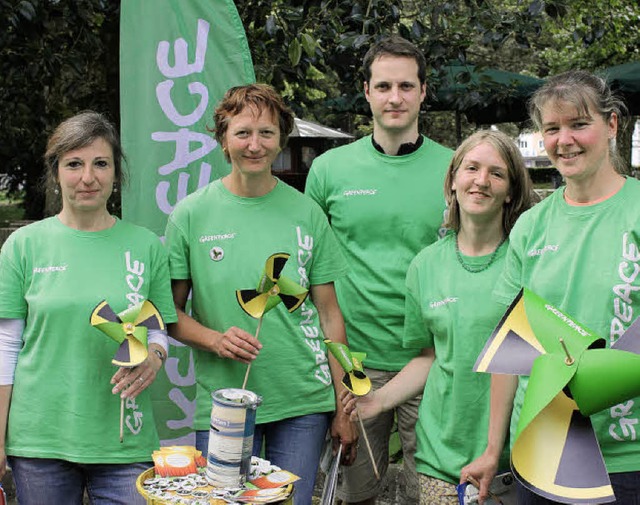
[
  {"x1": 90, "y1": 299, "x2": 165, "y2": 367},
  {"x1": 474, "y1": 288, "x2": 640, "y2": 504},
  {"x1": 236, "y1": 253, "x2": 308, "y2": 319},
  {"x1": 324, "y1": 340, "x2": 371, "y2": 397}
]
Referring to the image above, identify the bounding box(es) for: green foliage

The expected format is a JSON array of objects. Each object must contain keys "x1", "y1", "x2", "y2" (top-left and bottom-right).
[
  {"x1": 0, "y1": 187, "x2": 25, "y2": 225},
  {"x1": 1, "y1": 0, "x2": 639, "y2": 218},
  {"x1": 0, "y1": 0, "x2": 119, "y2": 218},
  {"x1": 234, "y1": 0, "x2": 406, "y2": 131},
  {"x1": 536, "y1": 0, "x2": 640, "y2": 72},
  {"x1": 0, "y1": 200, "x2": 25, "y2": 225}
]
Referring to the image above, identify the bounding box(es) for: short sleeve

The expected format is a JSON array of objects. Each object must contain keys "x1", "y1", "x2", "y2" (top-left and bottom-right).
[
  {"x1": 164, "y1": 211, "x2": 191, "y2": 281},
  {"x1": 305, "y1": 158, "x2": 329, "y2": 216},
  {"x1": 403, "y1": 258, "x2": 433, "y2": 349},
  {"x1": 493, "y1": 220, "x2": 527, "y2": 306},
  {"x1": 307, "y1": 209, "x2": 348, "y2": 285},
  {"x1": 0, "y1": 233, "x2": 28, "y2": 319},
  {"x1": 148, "y1": 237, "x2": 178, "y2": 325}
]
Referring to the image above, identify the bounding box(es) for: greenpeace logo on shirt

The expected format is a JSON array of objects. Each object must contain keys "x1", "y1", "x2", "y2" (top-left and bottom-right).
[
  {"x1": 343, "y1": 189, "x2": 378, "y2": 197},
  {"x1": 607, "y1": 232, "x2": 640, "y2": 443},
  {"x1": 32, "y1": 265, "x2": 67, "y2": 274},
  {"x1": 199, "y1": 233, "x2": 236, "y2": 243},
  {"x1": 429, "y1": 297, "x2": 458, "y2": 309},
  {"x1": 527, "y1": 244, "x2": 559, "y2": 257}
]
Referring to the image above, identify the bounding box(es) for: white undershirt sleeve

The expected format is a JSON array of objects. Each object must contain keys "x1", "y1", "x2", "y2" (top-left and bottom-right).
[
  {"x1": 147, "y1": 328, "x2": 169, "y2": 355},
  {"x1": 0, "y1": 322, "x2": 168, "y2": 384},
  {"x1": 0, "y1": 318, "x2": 25, "y2": 385}
]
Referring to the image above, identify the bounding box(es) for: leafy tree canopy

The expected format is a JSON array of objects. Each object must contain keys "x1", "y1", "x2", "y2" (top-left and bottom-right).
[{"x1": 1, "y1": 0, "x2": 638, "y2": 218}]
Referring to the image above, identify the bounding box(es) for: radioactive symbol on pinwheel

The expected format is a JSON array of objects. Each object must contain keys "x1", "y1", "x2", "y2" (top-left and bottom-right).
[
  {"x1": 324, "y1": 340, "x2": 372, "y2": 396},
  {"x1": 90, "y1": 299, "x2": 166, "y2": 442},
  {"x1": 236, "y1": 252, "x2": 308, "y2": 319},
  {"x1": 90, "y1": 299, "x2": 166, "y2": 367},
  {"x1": 236, "y1": 252, "x2": 309, "y2": 389},
  {"x1": 324, "y1": 339, "x2": 379, "y2": 480},
  {"x1": 474, "y1": 288, "x2": 640, "y2": 504}
]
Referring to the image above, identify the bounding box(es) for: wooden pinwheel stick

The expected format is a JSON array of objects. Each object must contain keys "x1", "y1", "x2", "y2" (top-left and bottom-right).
[
  {"x1": 356, "y1": 409, "x2": 380, "y2": 481},
  {"x1": 241, "y1": 316, "x2": 265, "y2": 389},
  {"x1": 120, "y1": 397, "x2": 125, "y2": 443},
  {"x1": 559, "y1": 337, "x2": 575, "y2": 366}
]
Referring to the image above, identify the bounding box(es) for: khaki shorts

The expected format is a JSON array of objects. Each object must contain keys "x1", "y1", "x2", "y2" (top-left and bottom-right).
[
  {"x1": 419, "y1": 474, "x2": 459, "y2": 505},
  {"x1": 337, "y1": 368, "x2": 421, "y2": 502}
]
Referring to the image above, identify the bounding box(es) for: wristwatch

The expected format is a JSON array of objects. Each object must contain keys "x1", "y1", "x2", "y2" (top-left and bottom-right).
[{"x1": 152, "y1": 348, "x2": 166, "y2": 363}]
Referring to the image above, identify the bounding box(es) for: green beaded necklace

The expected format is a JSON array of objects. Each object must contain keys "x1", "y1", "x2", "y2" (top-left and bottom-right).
[{"x1": 455, "y1": 234, "x2": 507, "y2": 274}]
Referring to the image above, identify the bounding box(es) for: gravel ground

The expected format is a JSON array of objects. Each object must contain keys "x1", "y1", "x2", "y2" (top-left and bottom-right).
[{"x1": 313, "y1": 463, "x2": 407, "y2": 505}]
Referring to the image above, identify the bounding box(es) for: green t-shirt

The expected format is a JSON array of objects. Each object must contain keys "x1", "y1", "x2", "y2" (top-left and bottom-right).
[
  {"x1": 404, "y1": 233, "x2": 510, "y2": 483},
  {"x1": 306, "y1": 136, "x2": 453, "y2": 370},
  {"x1": 165, "y1": 179, "x2": 348, "y2": 428},
  {"x1": 494, "y1": 177, "x2": 640, "y2": 473},
  {"x1": 0, "y1": 217, "x2": 177, "y2": 463}
]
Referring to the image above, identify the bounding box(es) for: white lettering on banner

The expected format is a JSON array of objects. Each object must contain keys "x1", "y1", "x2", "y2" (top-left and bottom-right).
[
  {"x1": 165, "y1": 338, "x2": 196, "y2": 388},
  {"x1": 608, "y1": 232, "x2": 639, "y2": 442},
  {"x1": 156, "y1": 165, "x2": 212, "y2": 215},
  {"x1": 153, "y1": 130, "x2": 216, "y2": 176},
  {"x1": 165, "y1": 338, "x2": 196, "y2": 432},
  {"x1": 124, "y1": 251, "x2": 146, "y2": 434},
  {"x1": 167, "y1": 387, "x2": 196, "y2": 431},
  {"x1": 296, "y1": 226, "x2": 331, "y2": 386},
  {"x1": 154, "y1": 18, "x2": 216, "y2": 216},
  {"x1": 157, "y1": 81, "x2": 209, "y2": 127},
  {"x1": 157, "y1": 19, "x2": 208, "y2": 77}
]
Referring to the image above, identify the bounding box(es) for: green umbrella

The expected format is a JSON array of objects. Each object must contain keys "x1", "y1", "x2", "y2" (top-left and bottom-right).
[
  {"x1": 598, "y1": 61, "x2": 640, "y2": 115},
  {"x1": 428, "y1": 63, "x2": 543, "y2": 126}
]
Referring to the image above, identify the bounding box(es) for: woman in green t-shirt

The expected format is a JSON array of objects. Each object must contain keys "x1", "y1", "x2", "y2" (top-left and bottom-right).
[
  {"x1": 342, "y1": 130, "x2": 533, "y2": 503},
  {"x1": 166, "y1": 84, "x2": 357, "y2": 505},
  {"x1": 463, "y1": 71, "x2": 640, "y2": 504},
  {"x1": 0, "y1": 112, "x2": 177, "y2": 504}
]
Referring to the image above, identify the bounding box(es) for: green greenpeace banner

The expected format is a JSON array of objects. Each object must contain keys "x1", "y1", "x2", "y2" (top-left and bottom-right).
[{"x1": 120, "y1": 0, "x2": 255, "y2": 444}]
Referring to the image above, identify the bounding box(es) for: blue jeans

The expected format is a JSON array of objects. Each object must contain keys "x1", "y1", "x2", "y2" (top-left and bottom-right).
[
  {"x1": 196, "y1": 412, "x2": 331, "y2": 505},
  {"x1": 8, "y1": 456, "x2": 151, "y2": 505},
  {"x1": 517, "y1": 471, "x2": 640, "y2": 504}
]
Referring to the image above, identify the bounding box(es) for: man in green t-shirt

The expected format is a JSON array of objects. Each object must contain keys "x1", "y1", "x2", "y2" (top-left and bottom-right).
[{"x1": 306, "y1": 35, "x2": 453, "y2": 505}]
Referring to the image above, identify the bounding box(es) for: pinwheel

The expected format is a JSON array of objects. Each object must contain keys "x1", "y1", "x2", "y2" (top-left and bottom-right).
[
  {"x1": 323, "y1": 340, "x2": 371, "y2": 396},
  {"x1": 474, "y1": 288, "x2": 640, "y2": 503},
  {"x1": 324, "y1": 340, "x2": 379, "y2": 480},
  {"x1": 90, "y1": 299, "x2": 166, "y2": 441},
  {"x1": 236, "y1": 253, "x2": 309, "y2": 388}
]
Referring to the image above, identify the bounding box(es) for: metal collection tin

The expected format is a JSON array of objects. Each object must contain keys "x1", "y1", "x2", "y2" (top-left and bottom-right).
[{"x1": 206, "y1": 388, "x2": 262, "y2": 488}]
